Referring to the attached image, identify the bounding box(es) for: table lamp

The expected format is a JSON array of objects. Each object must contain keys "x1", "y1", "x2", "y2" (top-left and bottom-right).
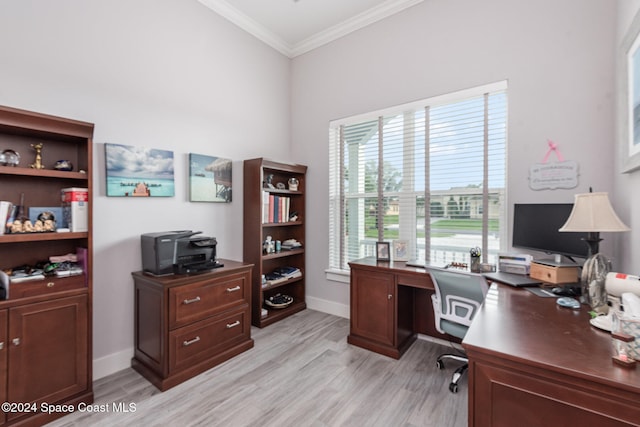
[{"x1": 559, "y1": 191, "x2": 630, "y2": 310}]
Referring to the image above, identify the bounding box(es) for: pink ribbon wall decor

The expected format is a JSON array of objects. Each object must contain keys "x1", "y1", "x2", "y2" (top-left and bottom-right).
[{"x1": 541, "y1": 139, "x2": 565, "y2": 163}]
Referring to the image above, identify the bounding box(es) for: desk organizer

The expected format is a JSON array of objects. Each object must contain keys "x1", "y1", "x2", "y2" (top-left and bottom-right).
[{"x1": 530, "y1": 261, "x2": 578, "y2": 284}]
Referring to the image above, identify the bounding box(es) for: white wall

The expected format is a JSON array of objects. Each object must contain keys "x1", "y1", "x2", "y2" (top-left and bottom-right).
[
  {"x1": 615, "y1": 1, "x2": 640, "y2": 274},
  {"x1": 291, "y1": 0, "x2": 618, "y2": 316},
  {"x1": 0, "y1": 0, "x2": 291, "y2": 378}
]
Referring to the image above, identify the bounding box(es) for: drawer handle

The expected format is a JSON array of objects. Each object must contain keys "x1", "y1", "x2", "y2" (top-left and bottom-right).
[
  {"x1": 226, "y1": 320, "x2": 240, "y2": 329},
  {"x1": 183, "y1": 296, "x2": 201, "y2": 305},
  {"x1": 47, "y1": 282, "x2": 55, "y2": 288},
  {"x1": 12, "y1": 338, "x2": 20, "y2": 346},
  {"x1": 182, "y1": 336, "x2": 201, "y2": 347},
  {"x1": 226, "y1": 286, "x2": 241, "y2": 293},
  {"x1": 0, "y1": 342, "x2": 3, "y2": 350}
]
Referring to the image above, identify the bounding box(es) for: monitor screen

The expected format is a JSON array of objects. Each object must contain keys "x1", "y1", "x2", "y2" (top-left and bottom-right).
[{"x1": 512, "y1": 203, "x2": 589, "y2": 259}]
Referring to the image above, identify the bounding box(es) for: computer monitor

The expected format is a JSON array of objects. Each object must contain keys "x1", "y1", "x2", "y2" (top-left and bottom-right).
[{"x1": 512, "y1": 203, "x2": 589, "y2": 260}]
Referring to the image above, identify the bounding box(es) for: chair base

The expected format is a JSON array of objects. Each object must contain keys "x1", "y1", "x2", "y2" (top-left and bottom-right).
[{"x1": 436, "y1": 353, "x2": 469, "y2": 393}]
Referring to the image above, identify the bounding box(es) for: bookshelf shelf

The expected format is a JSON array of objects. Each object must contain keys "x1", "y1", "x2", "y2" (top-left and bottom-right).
[
  {"x1": 261, "y1": 275, "x2": 304, "y2": 292},
  {"x1": 262, "y1": 221, "x2": 303, "y2": 227},
  {"x1": 262, "y1": 248, "x2": 304, "y2": 261}
]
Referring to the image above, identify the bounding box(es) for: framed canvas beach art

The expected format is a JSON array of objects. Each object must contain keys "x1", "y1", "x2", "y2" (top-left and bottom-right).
[
  {"x1": 189, "y1": 153, "x2": 232, "y2": 202},
  {"x1": 105, "y1": 143, "x2": 175, "y2": 197},
  {"x1": 621, "y1": 9, "x2": 640, "y2": 173}
]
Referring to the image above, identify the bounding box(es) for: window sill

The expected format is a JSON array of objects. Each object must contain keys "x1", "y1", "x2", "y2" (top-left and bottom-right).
[{"x1": 325, "y1": 268, "x2": 350, "y2": 284}]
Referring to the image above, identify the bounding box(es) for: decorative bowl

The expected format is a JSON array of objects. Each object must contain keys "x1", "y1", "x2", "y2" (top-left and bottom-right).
[{"x1": 1, "y1": 149, "x2": 20, "y2": 166}]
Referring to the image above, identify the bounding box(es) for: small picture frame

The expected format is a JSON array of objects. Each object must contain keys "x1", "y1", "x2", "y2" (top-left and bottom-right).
[
  {"x1": 392, "y1": 240, "x2": 409, "y2": 261},
  {"x1": 376, "y1": 242, "x2": 390, "y2": 261}
]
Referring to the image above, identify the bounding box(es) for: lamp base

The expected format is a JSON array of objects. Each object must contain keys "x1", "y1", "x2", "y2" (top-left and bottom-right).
[{"x1": 580, "y1": 253, "x2": 611, "y2": 310}]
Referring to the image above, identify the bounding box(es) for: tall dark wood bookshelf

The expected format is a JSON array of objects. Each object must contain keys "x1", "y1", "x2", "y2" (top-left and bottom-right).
[
  {"x1": 0, "y1": 105, "x2": 93, "y2": 425},
  {"x1": 243, "y1": 158, "x2": 306, "y2": 327}
]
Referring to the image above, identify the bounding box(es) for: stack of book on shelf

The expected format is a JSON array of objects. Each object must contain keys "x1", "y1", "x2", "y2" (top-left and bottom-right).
[
  {"x1": 263, "y1": 266, "x2": 302, "y2": 288},
  {"x1": 262, "y1": 191, "x2": 291, "y2": 224},
  {"x1": 281, "y1": 239, "x2": 302, "y2": 250}
]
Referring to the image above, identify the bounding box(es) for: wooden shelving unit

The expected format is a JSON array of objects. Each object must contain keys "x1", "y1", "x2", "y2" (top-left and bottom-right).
[
  {"x1": 243, "y1": 158, "x2": 307, "y2": 327},
  {"x1": 0, "y1": 105, "x2": 93, "y2": 426}
]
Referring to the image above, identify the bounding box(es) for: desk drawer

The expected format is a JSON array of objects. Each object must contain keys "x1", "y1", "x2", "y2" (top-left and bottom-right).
[
  {"x1": 396, "y1": 273, "x2": 432, "y2": 290},
  {"x1": 169, "y1": 272, "x2": 249, "y2": 329},
  {"x1": 168, "y1": 308, "x2": 249, "y2": 374}
]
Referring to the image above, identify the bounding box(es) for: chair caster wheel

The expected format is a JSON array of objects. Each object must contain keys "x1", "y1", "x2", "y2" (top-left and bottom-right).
[
  {"x1": 449, "y1": 382, "x2": 458, "y2": 393},
  {"x1": 436, "y1": 360, "x2": 444, "y2": 370}
]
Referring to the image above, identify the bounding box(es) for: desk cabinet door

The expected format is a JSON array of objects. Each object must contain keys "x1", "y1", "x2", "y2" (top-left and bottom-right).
[{"x1": 350, "y1": 269, "x2": 394, "y2": 347}]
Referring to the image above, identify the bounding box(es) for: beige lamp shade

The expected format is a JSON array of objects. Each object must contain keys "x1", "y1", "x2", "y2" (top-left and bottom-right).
[{"x1": 559, "y1": 192, "x2": 630, "y2": 232}]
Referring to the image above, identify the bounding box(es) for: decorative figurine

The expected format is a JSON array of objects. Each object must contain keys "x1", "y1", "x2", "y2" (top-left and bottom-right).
[
  {"x1": 43, "y1": 219, "x2": 56, "y2": 231},
  {"x1": 288, "y1": 177, "x2": 299, "y2": 191},
  {"x1": 54, "y1": 160, "x2": 73, "y2": 171},
  {"x1": 30, "y1": 143, "x2": 45, "y2": 169},
  {"x1": 264, "y1": 174, "x2": 275, "y2": 189},
  {"x1": 10, "y1": 220, "x2": 22, "y2": 233}
]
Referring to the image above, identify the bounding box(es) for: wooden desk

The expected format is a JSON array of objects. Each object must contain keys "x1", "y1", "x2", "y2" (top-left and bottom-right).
[
  {"x1": 463, "y1": 283, "x2": 640, "y2": 426},
  {"x1": 349, "y1": 258, "x2": 640, "y2": 425},
  {"x1": 347, "y1": 258, "x2": 453, "y2": 359}
]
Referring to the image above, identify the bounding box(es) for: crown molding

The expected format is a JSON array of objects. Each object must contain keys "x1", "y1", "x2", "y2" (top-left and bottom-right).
[
  {"x1": 198, "y1": 0, "x2": 424, "y2": 58},
  {"x1": 291, "y1": 0, "x2": 424, "y2": 57},
  {"x1": 198, "y1": 0, "x2": 293, "y2": 57}
]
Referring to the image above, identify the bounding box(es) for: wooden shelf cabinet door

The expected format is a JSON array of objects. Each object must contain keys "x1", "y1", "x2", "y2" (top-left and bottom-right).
[
  {"x1": 0, "y1": 310, "x2": 6, "y2": 426},
  {"x1": 7, "y1": 295, "x2": 88, "y2": 422}
]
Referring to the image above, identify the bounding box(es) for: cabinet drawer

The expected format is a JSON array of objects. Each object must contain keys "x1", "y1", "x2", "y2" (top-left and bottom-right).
[
  {"x1": 169, "y1": 309, "x2": 249, "y2": 373},
  {"x1": 169, "y1": 272, "x2": 249, "y2": 329},
  {"x1": 10, "y1": 275, "x2": 85, "y2": 299}
]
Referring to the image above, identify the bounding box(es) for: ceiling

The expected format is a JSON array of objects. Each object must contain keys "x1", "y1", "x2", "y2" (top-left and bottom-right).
[{"x1": 198, "y1": 0, "x2": 424, "y2": 58}]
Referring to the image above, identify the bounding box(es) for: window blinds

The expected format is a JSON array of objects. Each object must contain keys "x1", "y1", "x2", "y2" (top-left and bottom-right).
[{"x1": 329, "y1": 82, "x2": 507, "y2": 272}]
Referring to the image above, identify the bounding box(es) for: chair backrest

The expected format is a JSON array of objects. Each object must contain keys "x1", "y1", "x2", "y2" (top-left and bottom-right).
[{"x1": 429, "y1": 267, "x2": 489, "y2": 339}]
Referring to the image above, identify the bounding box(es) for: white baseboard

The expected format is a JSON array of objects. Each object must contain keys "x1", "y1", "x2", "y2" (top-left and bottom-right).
[
  {"x1": 306, "y1": 295, "x2": 349, "y2": 319},
  {"x1": 93, "y1": 347, "x2": 134, "y2": 380}
]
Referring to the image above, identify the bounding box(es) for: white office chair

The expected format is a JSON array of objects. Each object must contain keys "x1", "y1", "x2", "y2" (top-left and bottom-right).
[{"x1": 430, "y1": 267, "x2": 489, "y2": 393}]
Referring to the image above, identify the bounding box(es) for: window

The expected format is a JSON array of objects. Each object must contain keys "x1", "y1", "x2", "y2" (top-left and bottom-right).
[{"x1": 328, "y1": 82, "x2": 507, "y2": 273}]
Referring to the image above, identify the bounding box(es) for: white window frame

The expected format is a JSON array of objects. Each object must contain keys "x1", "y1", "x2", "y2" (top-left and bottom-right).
[{"x1": 327, "y1": 81, "x2": 508, "y2": 281}]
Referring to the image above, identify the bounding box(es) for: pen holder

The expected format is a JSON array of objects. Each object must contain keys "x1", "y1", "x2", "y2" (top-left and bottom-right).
[{"x1": 470, "y1": 255, "x2": 481, "y2": 273}]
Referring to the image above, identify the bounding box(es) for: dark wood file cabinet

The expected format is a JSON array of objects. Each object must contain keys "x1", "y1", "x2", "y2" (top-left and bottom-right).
[{"x1": 131, "y1": 259, "x2": 254, "y2": 391}]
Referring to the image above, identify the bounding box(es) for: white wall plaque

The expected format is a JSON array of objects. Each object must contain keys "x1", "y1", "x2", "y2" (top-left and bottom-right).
[{"x1": 529, "y1": 161, "x2": 579, "y2": 190}]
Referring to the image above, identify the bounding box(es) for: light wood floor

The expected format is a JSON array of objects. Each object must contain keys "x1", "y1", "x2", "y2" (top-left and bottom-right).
[{"x1": 46, "y1": 309, "x2": 467, "y2": 427}]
